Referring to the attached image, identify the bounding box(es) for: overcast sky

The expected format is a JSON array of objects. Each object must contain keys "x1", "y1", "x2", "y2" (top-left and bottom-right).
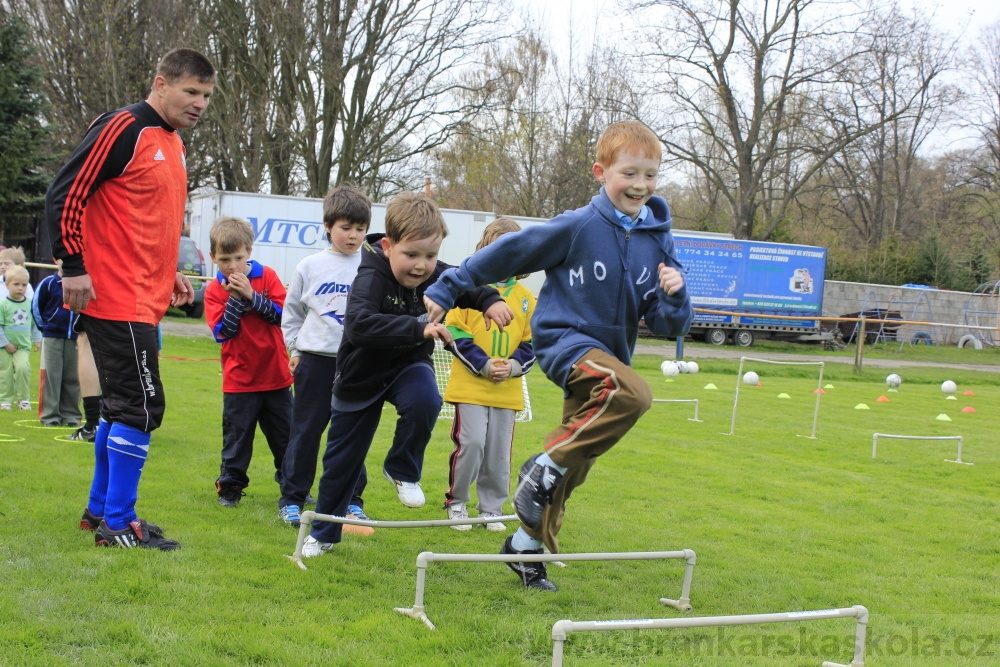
[
  {"x1": 526, "y1": 0, "x2": 1000, "y2": 47},
  {"x1": 516, "y1": 0, "x2": 999, "y2": 154}
]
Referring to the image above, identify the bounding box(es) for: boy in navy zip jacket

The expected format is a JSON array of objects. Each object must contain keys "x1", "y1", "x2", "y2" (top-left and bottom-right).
[
  {"x1": 302, "y1": 192, "x2": 513, "y2": 557},
  {"x1": 424, "y1": 120, "x2": 694, "y2": 591},
  {"x1": 32, "y1": 260, "x2": 82, "y2": 427}
]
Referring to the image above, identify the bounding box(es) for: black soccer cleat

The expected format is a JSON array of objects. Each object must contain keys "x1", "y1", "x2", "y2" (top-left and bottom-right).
[
  {"x1": 216, "y1": 481, "x2": 245, "y2": 508},
  {"x1": 512, "y1": 454, "x2": 563, "y2": 530},
  {"x1": 67, "y1": 425, "x2": 97, "y2": 442},
  {"x1": 500, "y1": 535, "x2": 557, "y2": 591},
  {"x1": 94, "y1": 519, "x2": 180, "y2": 551},
  {"x1": 81, "y1": 507, "x2": 164, "y2": 536}
]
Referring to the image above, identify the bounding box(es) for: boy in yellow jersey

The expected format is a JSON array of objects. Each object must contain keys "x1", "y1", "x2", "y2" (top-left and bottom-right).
[{"x1": 442, "y1": 219, "x2": 535, "y2": 532}]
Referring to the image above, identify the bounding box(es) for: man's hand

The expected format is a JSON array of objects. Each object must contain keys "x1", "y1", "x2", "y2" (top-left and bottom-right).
[
  {"x1": 33, "y1": 341, "x2": 41, "y2": 352},
  {"x1": 62, "y1": 274, "x2": 96, "y2": 312},
  {"x1": 482, "y1": 301, "x2": 513, "y2": 331},
  {"x1": 3, "y1": 343, "x2": 15, "y2": 354},
  {"x1": 423, "y1": 296, "x2": 446, "y2": 324},
  {"x1": 658, "y1": 263, "x2": 685, "y2": 296},
  {"x1": 171, "y1": 272, "x2": 195, "y2": 307},
  {"x1": 423, "y1": 322, "x2": 453, "y2": 345},
  {"x1": 288, "y1": 356, "x2": 300, "y2": 375},
  {"x1": 222, "y1": 271, "x2": 254, "y2": 301}
]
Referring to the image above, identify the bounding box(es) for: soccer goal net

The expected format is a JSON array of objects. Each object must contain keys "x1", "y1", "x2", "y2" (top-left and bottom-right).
[{"x1": 432, "y1": 341, "x2": 533, "y2": 422}]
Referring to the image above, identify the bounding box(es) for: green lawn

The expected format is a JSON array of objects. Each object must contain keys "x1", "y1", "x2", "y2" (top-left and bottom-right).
[{"x1": 1, "y1": 336, "x2": 998, "y2": 666}]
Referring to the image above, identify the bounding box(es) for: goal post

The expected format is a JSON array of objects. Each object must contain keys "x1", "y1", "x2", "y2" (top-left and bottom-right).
[
  {"x1": 730, "y1": 357, "x2": 824, "y2": 439},
  {"x1": 431, "y1": 341, "x2": 532, "y2": 422}
]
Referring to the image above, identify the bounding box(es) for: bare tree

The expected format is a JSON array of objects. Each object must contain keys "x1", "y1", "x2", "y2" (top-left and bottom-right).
[
  {"x1": 634, "y1": 0, "x2": 945, "y2": 241},
  {"x1": 817, "y1": 4, "x2": 959, "y2": 253}
]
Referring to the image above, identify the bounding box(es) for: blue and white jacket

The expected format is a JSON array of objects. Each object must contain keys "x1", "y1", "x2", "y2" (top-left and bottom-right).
[
  {"x1": 425, "y1": 189, "x2": 694, "y2": 391},
  {"x1": 31, "y1": 273, "x2": 78, "y2": 339}
]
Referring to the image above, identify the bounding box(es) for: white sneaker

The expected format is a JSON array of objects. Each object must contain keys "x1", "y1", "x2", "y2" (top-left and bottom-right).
[
  {"x1": 17, "y1": 400, "x2": 31, "y2": 410},
  {"x1": 480, "y1": 512, "x2": 508, "y2": 532},
  {"x1": 0, "y1": 403, "x2": 11, "y2": 411},
  {"x1": 447, "y1": 503, "x2": 472, "y2": 531},
  {"x1": 301, "y1": 535, "x2": 333, "y2": 558},
  {"x1": 383, "y1": 469, "x2": 425, "y2": 508}
]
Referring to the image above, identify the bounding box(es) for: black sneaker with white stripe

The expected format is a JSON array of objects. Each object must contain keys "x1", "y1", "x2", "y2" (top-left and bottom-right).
[
  {"x1": 94, "y1": 519, "x2": 180, "y2": 551},
  {"x1": 512, "y1": 453, "x2": 563, "y2": 530},
  {"x1": 80, "y1": 507, "x2": 164, "y2": 537},
  {"x1": 500, "y1": 535, "x2": 557, "y2": 591}
]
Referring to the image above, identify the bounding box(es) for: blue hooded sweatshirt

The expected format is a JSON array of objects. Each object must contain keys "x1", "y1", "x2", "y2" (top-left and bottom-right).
[{"x1": 425, "y1": 188, "x2": 694, "y2": 391}]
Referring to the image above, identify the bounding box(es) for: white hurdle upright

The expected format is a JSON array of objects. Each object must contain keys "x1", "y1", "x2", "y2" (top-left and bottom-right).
[
  {"x1": 286, "y1": 510, "x2": 520, "y2": 570},
  {"x1": 730, "y1": 356, "x2": 824, "y2": 438},
  {"x1": 551, "y1": 605, "x2": 869, "y2": 667},
  {"x1": 871, "y1": 433, "x2": 972, "y2": 465},
  {"x1": 652, "y1": 398, "x2": 703, "y2": 422},
  {"x1": 395, "y1": 548, "x2": 697, "y2": 630}
]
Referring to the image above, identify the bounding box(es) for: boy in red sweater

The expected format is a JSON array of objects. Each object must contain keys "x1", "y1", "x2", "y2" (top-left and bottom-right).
[{"x1": 205, "y1": 217, "x2": 293, "y2": 507}]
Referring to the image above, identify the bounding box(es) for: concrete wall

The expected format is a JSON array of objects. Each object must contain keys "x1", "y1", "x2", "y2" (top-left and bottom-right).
[{"x1": 822, "y1": 281, "x2": 999, "y2": 345}]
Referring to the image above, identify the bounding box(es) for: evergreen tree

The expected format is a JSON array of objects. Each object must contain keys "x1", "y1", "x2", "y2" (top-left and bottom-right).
[
  {"x1": 0, "y1": 8, "x2": 51, "y2": 228},
  {"x1": 910, "y1": 233, "x2": 955, "y2": 288}
]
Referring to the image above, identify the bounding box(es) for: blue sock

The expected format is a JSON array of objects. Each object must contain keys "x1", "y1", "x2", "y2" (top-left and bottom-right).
[
  {"x1": 536, "y1": 452, "x2": 567, "y2": 474},
  {"x1": 86, "y1": 419, "x2": 112, "y2": 517},
  {"x1": 103, "y1": 423, "x2": 150, "y2": 530},
  {"x1": 511, "y1": 527, "x2": 543, "y2": 551}
]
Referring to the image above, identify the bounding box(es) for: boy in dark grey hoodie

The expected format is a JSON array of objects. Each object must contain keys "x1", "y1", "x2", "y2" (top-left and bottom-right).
[
  {"x1": 424, "y1": 120, "x2": 694, "y2": 591},
  {"x1": 302, "y1": 193, "x2": 512, "y2": 557}
]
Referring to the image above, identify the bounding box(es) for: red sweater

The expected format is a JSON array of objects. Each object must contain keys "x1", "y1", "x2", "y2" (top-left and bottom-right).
[
  {"x1": 205, "y1": 261, "x2": 293, "y2": 393},
  {"x1": 46, "y1": 101, "x2": 186, "y2": 325}
]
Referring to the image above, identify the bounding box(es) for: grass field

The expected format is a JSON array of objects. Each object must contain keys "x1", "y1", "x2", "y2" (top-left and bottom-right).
[{"x1": 2, "y1": 335, "x2": 998, "y2": 666}]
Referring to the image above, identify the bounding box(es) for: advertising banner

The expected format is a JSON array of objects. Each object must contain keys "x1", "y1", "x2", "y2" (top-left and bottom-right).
[{"x1": 673, "y1": 235, "x2": 827, "y2": 327}]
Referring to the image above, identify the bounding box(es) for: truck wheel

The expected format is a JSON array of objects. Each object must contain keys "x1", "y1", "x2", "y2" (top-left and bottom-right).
[
  {"x1": 708, "y1": 328, "x2": 728, "y2": 346},
  {"x1": 735, "y1": 330, "x2": 754, "y2": 347}
]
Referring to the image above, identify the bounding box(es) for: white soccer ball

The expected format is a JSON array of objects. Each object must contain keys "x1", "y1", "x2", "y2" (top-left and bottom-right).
[
  {"x1": 743, "y1": 371, "x2": 759, "y2": 386},
  {"x1": 941, "y1": 380, "x2": 957, "y2": 394},
  {"x1": 886, "y1": 373, "x2": 901, "y2": 388},
  {"x1": 686, "y1": 361, "x2": 699, "y2": 374},
  {"x1": 660, "y1": 361, "x2": 679, "y2": 378},
  {"x1": 676, "y1": 361, "x2": 690, "y2": 374}
]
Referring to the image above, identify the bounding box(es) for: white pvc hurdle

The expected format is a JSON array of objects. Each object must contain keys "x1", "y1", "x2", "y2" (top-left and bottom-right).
[
  {"x1": 287, "y1": 510, "x2": 521, "y2": 571},
  {"x1": 551, "y1": 605, "x2": 869, "y2": 667},
  {"x1": 395, "y1": 549, "x2": 697, "y2": 629},
  {"x1": 871, "y1": 433, "x2": 972, "y2": 465},
  {"x1": 730, "y1": 357, "x2": 824, "y2": 438},
  {"x1": 652, "y1": 398, "x2": 703, "y2": 422}
]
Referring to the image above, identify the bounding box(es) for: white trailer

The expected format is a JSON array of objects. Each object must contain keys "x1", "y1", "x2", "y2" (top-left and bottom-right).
[{"x1": 186, "y1": 189, "x2": 550, "y2": 294}]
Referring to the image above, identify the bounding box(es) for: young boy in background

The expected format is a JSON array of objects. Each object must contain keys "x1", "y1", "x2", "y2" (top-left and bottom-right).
[
  {"x1": 32, "y1": 259, "x2": 82, "y2": 426},
  {"x1": 0, "y1": 266, "x2": 42, "y2": 410},
  {"x1": 205, "y1": 217, "x2": 292, "y2": 508},
  {"x1": 442, "y1": 218, "x2": 536, "y2": 533},
  {"x1": 279, "y1": 185, "x2": 372, "y2": 533},
  {"x1": 302, "y1": 193, "x2": 513, "y2": 557},
  {"x1": 0, "y1": 247, "x2": 35, "y2": 302},
  {"x1": 425, "y1": 120, "x2": 694, "y2": 590}
]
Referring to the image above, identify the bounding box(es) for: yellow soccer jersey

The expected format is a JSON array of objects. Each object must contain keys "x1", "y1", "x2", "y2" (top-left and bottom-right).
[{"x1": 443, "y1": 280, "x2": 535, "y2": 410}]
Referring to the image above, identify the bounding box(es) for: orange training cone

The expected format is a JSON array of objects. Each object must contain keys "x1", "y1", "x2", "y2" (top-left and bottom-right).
[
  {"x1": 876, "y1": 395, "x2": 890, "y2": 402},
  {"x1": 961, "y1": 406, "x2": 976, "y2": 413},
  {"x1": 963, "y1": 390, "x2": 975, "y2": 396}
]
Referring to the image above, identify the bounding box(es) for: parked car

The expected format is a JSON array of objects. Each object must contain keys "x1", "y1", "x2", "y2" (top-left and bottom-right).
[{"x1": 177, "y1": 236, "x2": 207, "y2": 318}]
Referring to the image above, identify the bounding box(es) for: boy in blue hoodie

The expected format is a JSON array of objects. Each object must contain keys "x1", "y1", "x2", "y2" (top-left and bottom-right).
[{"x1": 424, "y1": 120, "x2": 694, "y2": 591}]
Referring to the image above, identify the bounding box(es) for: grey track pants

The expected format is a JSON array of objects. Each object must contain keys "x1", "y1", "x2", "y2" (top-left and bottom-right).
[{"x1": 444, "y1": 403, "x2": 515, "y2": 515}]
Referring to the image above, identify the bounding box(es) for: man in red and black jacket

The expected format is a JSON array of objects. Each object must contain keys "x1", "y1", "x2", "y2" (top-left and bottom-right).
[{"x1": 45, "y1": 48, "x2": 215, "y2": 551}]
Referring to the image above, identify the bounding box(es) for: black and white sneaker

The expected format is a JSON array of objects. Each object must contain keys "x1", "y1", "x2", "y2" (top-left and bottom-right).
[
  {"x1": 216, "y1": 481, "x2": 245, "y2": 508},
  {"x1": 500, "y1": 535, "x2": 557, "y2": 591},
  {"x1": 512, "y1": 454, "x2": 563, "y2": 530},
  {"x1": 67, "y1": 425, "x2": 97, "y2": 442},
  {"x1": 80, "y1": 507, "x2": 164, "y2": 536},
  {"x1": 94, "y1": 519, "x2": 180, "y2": 551}
]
